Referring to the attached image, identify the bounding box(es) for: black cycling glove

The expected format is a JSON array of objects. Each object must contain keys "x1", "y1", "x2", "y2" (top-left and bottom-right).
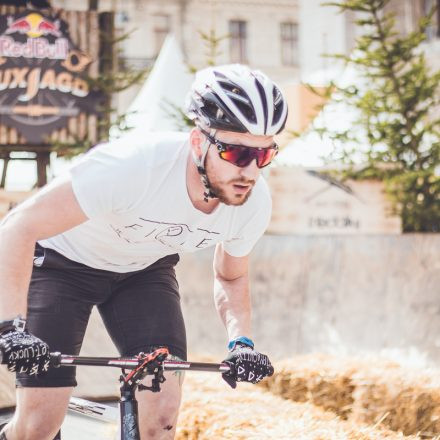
[
  {"x1": 222, "y1": 342, "x2": 274, "y2": 389},
  {"x1": 0, "y1": 317, "x2": 50, "y2": 376}
]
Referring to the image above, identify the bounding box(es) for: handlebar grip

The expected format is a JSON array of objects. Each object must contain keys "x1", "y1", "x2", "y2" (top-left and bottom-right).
[{"x1": 49, "y1": 352, "x2": 62, "y2": 368}]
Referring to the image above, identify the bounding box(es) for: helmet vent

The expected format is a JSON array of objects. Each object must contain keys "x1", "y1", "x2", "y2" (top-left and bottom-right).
[
  {"x1": 218, "y1": 79, "x2": 256, "y2": 123},
  {"x1": 272, "y1": 86, "x2": 284, "y2": 125},
  {"x1": 214, "y1": 71, "x2": 228, "y2": 80},
  {"x1": 234, "y1": 100, "x2": 257, "y2": 123},
  {"x1": 219, "y1": 80, "x2": 250, "y2": 103},
  {"x1": 254, "y1": 78, "x2": 268, "y2": 134},
  {"x1": 202, "y1": 99, "x2": 222, "y2": 119}
]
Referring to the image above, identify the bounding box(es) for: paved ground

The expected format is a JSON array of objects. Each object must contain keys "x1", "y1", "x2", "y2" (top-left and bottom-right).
[
  {"x1": 62, "y1": 411, "x2": 117, "y2": 439},
  {"x1": 0, "y1": 403, "x2": 118, "y2": 439}
]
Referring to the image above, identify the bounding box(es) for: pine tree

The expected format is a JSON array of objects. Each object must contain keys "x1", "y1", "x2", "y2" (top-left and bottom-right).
[{"x1": 316, "y1": 0, "x2": 440, "y2": 232}]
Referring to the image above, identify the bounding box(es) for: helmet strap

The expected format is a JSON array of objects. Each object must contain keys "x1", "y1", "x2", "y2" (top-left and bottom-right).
[{"x1": 193, "y1": 127, "x2": 218, "y2": 202}]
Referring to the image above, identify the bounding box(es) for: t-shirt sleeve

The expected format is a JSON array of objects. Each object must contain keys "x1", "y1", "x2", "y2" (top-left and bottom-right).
[
  {"x1": 222, "y1": 182, "x2": 272, "y2": 257},
  {"x1": 69, "y1": 142, "x2": 150, "y2": 219}
]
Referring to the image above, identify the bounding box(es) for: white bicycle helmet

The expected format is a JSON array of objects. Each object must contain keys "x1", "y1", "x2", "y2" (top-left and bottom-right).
[
  {"x1": 186, "y1": 64, "x2": 288, "y2": 202},
  {"x1": 186, "y1": 64, "x2": 288, "y2": 136}
]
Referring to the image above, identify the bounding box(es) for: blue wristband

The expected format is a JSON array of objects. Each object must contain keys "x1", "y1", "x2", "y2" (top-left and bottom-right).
[{"x1": 228, "y1": 336, "x2": 254, "y2": 351}]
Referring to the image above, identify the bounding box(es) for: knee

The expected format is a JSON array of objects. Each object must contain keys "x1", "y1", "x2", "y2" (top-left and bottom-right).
[
  {"x1": 139, "y1": 397, "x2": 181, "y2": 439},
  {"x1": 159, "y1": 414, "x2": 177, "y2": 433},
  {"x1": 12, "y1": 386, "x2": 71, "y2": 440},
  {"x1": 6, "y1": 414, "x2": 62, "y2": 440},
  {"x1": 142, "y1": 414, "x2": 177, "y2": 439}
]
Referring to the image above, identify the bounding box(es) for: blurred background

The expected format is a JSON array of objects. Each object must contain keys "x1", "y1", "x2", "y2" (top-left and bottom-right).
[{"x1": 0, "y1": 2, "x2": 439, "y2": 433}]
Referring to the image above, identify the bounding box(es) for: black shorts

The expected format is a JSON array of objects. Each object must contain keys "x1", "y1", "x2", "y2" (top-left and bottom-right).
[{"x1": 16, "y1": 244, "x2": 186, "y2": 388}]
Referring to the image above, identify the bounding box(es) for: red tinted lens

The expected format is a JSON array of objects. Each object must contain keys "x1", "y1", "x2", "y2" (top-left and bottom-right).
[
  {"x1": 256, "y1": 147, "x2": 277, "y2": 167},
  {"x1": 219, "y1": 145, "x2": 277, "y2": 168},
  {"x1": 220, "y1": 146, "x2": 253, "y2": 167}
]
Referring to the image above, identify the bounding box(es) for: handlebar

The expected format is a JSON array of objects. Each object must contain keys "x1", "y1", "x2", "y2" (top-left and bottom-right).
[
  {"x1": 1, "y1": 346, "x2": 230, "y2": 395},
  {"x1": 0, "y1": 348, "x2": 230, "y2": 373},
  {"x1": 50, "y1": 352, "x2": 231, "y2": 373}
]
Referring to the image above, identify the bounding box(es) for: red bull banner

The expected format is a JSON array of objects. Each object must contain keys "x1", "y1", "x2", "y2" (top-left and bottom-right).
[{"x1": 0, "y1": 10, "x2": 102, "y2": 144}]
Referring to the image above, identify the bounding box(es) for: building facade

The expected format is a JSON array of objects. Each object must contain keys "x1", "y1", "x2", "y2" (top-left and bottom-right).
[
  {"x1": 49, "y1": 1, "x2": 440, "y2": 87},
  {"x1": 53, "y1": 0, "x2": 300, "y2": 83}
]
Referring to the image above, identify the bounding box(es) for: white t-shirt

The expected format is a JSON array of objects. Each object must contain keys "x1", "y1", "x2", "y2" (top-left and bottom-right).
[{"x1": 40, "y1": 132, "x2": 272, "y2": 273}]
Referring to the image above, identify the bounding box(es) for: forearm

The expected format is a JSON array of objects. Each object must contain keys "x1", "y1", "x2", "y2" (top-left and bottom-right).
[
  {"x1": 213, "y1": 274, "x2": 252, "y2": 341},
  {"x1": 0, "y1": 213, "x2": 36, "y2": 319}
]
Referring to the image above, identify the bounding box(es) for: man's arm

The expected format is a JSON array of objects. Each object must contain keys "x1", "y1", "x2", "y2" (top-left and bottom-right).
[
  {"x1": 213, "y1": 242, "x2": 252, "y2": 340},
  {"x1": 214, "y1": 243, "x2": 274, "y2": 388},
  {"x1": 0, "y1": 176, "x2": 88, "y2": 320}
]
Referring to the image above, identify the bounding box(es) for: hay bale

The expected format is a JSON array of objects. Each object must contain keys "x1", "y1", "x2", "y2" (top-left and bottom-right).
[
  {"x1": 177, "y1": 373, "x2": 416, "y2": 439},
  {"x1": 261, "y1": 354, "x2": 440, "y2": 437},
  {"x1": 350, "y1": 366, "x2": 440, "y2": 437},
  {"x1": 261, "y1": 356, "x2": 355, "y2": 419}
]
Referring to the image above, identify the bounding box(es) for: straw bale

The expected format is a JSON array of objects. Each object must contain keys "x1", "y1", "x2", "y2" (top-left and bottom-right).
[
  {"x1": 261, "y1": 354, "x2": 440, "y2": 438},
  {"x1": 1, "y1": 356, "x2": 420, "y2": 439},
  {"x1": 176, "y1": 373, "x2": 417, "y2": 440},
  {"x1": 349, "y1": 366, "x2": 440, "y2": 437}
]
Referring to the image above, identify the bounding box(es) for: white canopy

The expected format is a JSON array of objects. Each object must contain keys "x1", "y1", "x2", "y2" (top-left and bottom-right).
[
  {"x1": 113, "y1": 34, "x2": 194, "y2": 137},
  {"x1": 277, "y1": 67, "x2": 369, "y2": 167}
]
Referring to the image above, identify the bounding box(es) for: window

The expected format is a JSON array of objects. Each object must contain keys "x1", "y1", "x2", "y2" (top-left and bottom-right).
[
  {"x1": 280, "y1": 22, "x2": 298, "y2": 66},
  {"x1": 153, "y1": 14, "x2": 170, "y2": 56},
  {"x1": 422, "y1": 0, "x2": 440, "y2": 40},
  {"x1": 229, "y1": 20, "x2": 247, "y2": 63}
]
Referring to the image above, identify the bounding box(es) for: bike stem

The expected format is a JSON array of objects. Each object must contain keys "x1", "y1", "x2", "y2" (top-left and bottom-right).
[{"x1": 118, "y1": 351, "x2": 167, "y2": 440}]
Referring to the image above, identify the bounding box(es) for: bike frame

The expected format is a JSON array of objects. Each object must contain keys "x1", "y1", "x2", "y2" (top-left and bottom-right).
[{"x1": 51, "y1": 349, "x2": 229, "y2": 440}]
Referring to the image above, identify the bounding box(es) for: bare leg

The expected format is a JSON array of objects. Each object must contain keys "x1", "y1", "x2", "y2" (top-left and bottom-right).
[
  {"x1": 136, "y1": 370, "x2": 184, "y2": 440},
  {"x1": 3, "y1": 387, "x2": 73, "y2": 440}
]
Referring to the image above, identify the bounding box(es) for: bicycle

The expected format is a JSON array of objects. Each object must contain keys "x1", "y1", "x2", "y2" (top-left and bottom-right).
[{"x1": 1, "y1": 347, "x2": 230, "y2": 440}]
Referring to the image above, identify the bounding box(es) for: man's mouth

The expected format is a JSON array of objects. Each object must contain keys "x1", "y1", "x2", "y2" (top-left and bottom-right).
[{"x1": 232, "y1": 183, "x2": 251, "y2": 194}]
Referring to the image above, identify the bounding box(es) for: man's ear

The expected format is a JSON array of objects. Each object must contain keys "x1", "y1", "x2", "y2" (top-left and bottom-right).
[{"x1": 189, "y1": 127, "x2": 203, "y2": 160}]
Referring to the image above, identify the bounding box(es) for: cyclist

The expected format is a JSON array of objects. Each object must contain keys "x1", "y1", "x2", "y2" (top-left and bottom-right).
[{"x1": 0, "y1": 64, "x2": 287, "y2": 440}]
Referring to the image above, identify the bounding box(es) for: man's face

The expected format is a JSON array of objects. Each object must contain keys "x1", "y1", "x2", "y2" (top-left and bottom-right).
[{"x1": 202, "y1": 130, "x2": 275, "y2": 206}]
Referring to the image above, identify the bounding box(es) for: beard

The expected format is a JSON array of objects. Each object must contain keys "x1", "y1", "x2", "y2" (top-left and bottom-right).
[
  {"x1": 202, "y1": 150, "x2": 257, "y2": 206},
  {"x1": 207, "y1": 174, "x2": 255, "y2": 206}
]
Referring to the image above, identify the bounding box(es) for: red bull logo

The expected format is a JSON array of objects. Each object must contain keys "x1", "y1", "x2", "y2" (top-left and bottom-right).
[{"x1": 5, "y1": 13, "x2": 61, "y2": 38}]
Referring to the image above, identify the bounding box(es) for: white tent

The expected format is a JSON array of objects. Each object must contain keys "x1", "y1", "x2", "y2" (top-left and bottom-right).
[
  {"x1": 277, "y1": 67, "x2": 369, "y2": 167},
  {"x1": 112, "y1": 34, "x2": 194, "y2": 138}
]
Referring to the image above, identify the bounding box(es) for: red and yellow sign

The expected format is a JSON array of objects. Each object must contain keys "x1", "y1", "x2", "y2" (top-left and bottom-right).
[{"x1": 0, "y1": 10, "x2": 102, "y2": 144}]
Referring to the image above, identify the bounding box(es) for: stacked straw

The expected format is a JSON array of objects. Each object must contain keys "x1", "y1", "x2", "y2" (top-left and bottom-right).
[
  {"x1": 260, "y1": 355, "x2": 440, "y2": 438},
  {"x1": 176, "y1": 373, "x2": 417, "y2": 439}
]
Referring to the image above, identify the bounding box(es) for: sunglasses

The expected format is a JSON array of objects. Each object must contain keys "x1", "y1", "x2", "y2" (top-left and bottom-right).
[{"x1": 200, "y1": 128, "x2": 278, "y2": 168}]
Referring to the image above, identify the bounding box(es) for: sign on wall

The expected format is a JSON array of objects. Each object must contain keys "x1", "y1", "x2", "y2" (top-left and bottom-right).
[
  {"x1": 267, "y1": 167, "x2": 402, "y2": 234},
  {"x1": 0, "y1": 10, "x2": 102, "y2": 144}
]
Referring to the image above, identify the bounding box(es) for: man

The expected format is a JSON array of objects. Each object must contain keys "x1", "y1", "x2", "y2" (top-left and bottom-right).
[{"x1": 0, "y1": 64, "x2": 288, "y2": 440}]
